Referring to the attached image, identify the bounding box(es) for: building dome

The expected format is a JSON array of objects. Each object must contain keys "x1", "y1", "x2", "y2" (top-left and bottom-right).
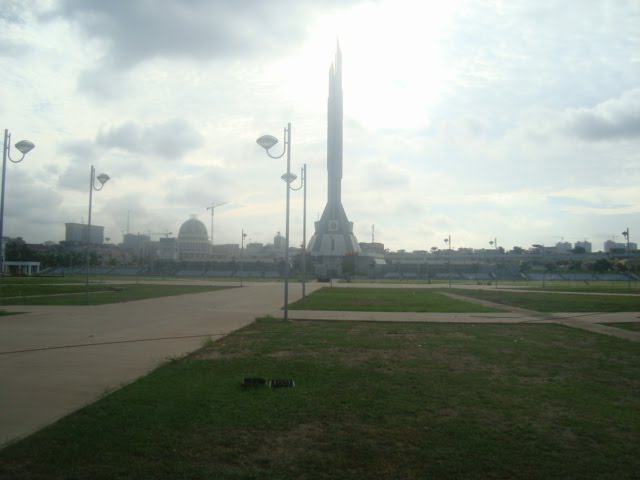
[
  {"x1": 178, "y1": 216, "x2": 210, "y2": 262},
  {"x1": 178, "y1": 217, "x2": 209, "y2": 242}
]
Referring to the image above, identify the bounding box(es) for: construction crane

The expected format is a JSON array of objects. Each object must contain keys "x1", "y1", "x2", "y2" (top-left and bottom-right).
[
  {"x1": 206, "y1": 201, "x2": 230, "y2": 245},
  {"x1": 149, "y1": 231, "x2": 172, "y2": 239}
]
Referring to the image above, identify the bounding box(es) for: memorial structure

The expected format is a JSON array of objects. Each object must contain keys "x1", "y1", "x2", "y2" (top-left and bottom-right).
[{"x1": 307, "y1": 44, "x2": 361, "y2": 278}]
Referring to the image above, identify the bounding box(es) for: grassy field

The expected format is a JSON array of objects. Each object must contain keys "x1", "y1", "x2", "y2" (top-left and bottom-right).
[
  {"x1": 287, "y1": 286, "x2": 640, "y2": 313},
  {"x1": 343, "y1": 278, "x2": 640, "y2": 293},
  {"x1": 448, "y1": 288, "x2": 640, "y2": 312},
  {"x1": 0, "y1": 284, "x2": 234, "y2": 305},
  {"x1": 289, "y1": 287, "x2": 505, "y2": 312},
  {"x1": 1, "y1": 318, "x2": 638, "y2": 479},
  {"x1": 522, "y1": 281, "x2": 640, "y2": 294},
  {"x1": 606, "y1": 322, "x2": 640, "y2": 332},
  {"x1": 0, "y1": 276, "x2": 86, "y2": 284}
]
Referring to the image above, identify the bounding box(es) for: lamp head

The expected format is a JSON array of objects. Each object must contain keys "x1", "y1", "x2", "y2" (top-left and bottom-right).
[
  {"x1": 96, "y1": 173, "x2": 110, "y2": 186},
  {"x1": 256, "y1": 135, "x2": 278, "y2": 151},
  {"x1": 15, "y1": 140, "x2": 35, "y2": 155},
  {"x1": 281, "y1": 172, "x2": 297, "y2": 184}
]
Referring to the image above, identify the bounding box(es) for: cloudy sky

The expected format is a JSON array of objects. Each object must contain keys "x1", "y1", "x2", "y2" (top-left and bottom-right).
[{"x1": 1, "y1": 0, "x2": 639, "y2": 252}]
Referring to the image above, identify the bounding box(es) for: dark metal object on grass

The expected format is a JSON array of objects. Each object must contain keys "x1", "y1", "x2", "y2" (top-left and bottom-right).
[{"x1": 241, "y1": 377, "x2": 295, "y2": 388}]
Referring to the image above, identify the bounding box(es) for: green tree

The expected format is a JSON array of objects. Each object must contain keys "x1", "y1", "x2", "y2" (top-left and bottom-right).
[
  {"x1": 592, "y1": 258, "x2": 612, "y2": 274},
  {"x1": 4, "y1": 237, "x2": 38, "y2": 262},
  {"x1": 342, "y1": 254, "x2": 356, "y2": 280}
]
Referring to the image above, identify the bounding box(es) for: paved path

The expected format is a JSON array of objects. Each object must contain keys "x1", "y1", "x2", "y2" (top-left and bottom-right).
[{"x1": 0, "y1": 282, "x2": 313, "y2": 447}]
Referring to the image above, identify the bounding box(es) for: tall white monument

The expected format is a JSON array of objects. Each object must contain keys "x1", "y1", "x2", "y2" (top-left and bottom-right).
[{"x1": 307, "y1": 43, "x2": 361, "y2": 277}]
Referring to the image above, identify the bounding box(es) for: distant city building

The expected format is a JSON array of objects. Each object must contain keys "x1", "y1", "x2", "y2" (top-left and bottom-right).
[
  {"x1": 177, "y1": 215, "x2": 210, "y2": 262},
  {"x1": 212, "y1": 244, "x2": 240, "y2": 259},
  {"x1": 604, "y1": 240, "x2": 637, "y2": 253},
  {"x1": 122, "y1": 233, "x2": 150, "y2": 252},
  {"x1": 554, "y1": 242, "x2": 573, "y2": 254},
  {"x1": 65, "y1": 222, "x2": 104, "y2": 244},
  {"x1": 246, "y1": 242, "x2": 265, "y2": 256},
  {"x1": 158, "y1": 237, "x2": 178, "y2": 261},
  {"x1": 359, "y1": 242, "x2": 385, "y2": 254},
  {"x1": 273, "y1": 232, "x2": 285, "y2": 251}
]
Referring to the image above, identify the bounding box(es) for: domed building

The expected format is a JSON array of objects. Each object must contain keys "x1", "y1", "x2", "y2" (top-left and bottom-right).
[{"x1": 178, "y1": 215, "x2": 210, "y2": 262}]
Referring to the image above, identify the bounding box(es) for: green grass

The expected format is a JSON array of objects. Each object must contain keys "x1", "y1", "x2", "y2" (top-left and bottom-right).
[
  {"x1": 342, "y1": 278, "x2": 640, "y2": 294},
  {"x1": 0, "y1": 284, "x2": 235, "y2": 305},
  {"x1": 289, "y1": 287, "x2": 505, "y2": 312},
  {"x1": 524, "y1": 281, "x2": 640, "y2": 294},
  {"x1": 1, "y1": 318, "x2": 638, "y2": 479},
  {"x1": 1, "y1": 276, "x2": 86, "y2": 284},
  {"x1": 449, "y1": 288, "x2": 640, "y2": 312},
  {"x1": 604, "y1": 323, "x2": 640, "y2": 332},
  {"x1": 0, "y1": 284, "x2": 116, "y2": 298}
]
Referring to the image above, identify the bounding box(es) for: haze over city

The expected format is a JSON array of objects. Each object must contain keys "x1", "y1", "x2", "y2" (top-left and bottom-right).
[{"x1": 2, "y1": 0, "x2": 639, "y2": 252}]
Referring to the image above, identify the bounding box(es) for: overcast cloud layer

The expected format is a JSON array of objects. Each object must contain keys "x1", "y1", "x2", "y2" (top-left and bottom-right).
[{"x1": 1, "y1": 0, "x2": 639, "y2": 251}]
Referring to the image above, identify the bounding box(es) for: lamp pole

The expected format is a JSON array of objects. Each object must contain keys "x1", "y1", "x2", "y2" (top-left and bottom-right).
[
  {"x1": 240, "y1": 229, "x2": 247, "y2": 287},
  {"x1": 622, "y1": 228, "x2": 630, "y2": 290},
  {"x1": 289, "y1": 164, "x2": 307, "y2": 298},
  {"x1": 257, "y1": 123, "x2": 296, "y2": 321},
  {"x1": 1, "y1": 129, "x2": 35, "y2": 275},
  {"x1": 302, "y1": 164, "x2": 307, "y2": 298},
  {"x1": 444, "y1": 235, "x2": 452, "y2": 288},
  {"x1": 85, "y1": 165, "x2": 110, "y2": 304},
  {"x1": 490, "y1": 238, "x2": 498, "y2": 288}
]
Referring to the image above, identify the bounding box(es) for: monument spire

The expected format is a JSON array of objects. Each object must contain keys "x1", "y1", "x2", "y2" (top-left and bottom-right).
[{"x1": 307, "y1": 43, "x2": 361, "y2": 278}]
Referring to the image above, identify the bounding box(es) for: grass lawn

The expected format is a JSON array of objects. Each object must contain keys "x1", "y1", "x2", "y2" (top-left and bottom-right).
[
  {"x1": 448, "y1": 288, "x2": 640, "y2": 312},
  {"x1": 0, "y1": 276, "x2": 86, "y2": 284},
  {"x1": 523, "y1": 281, "x2": 640, "y2": 294},
  {"x1": 0, "y1": 284, "x2": 234, "y2": 306},
  {"x1": 1, "y1": 318, "x2": 638, "y2": 479},
  {"x1": 604, "y1": 322, "x2": 640, "y2": 332},
  {"x1": 343, "y1": 279, "x2": 640, "y2": 294},
  {"x1": 289, "y1": 287, "x2": 505, "y2": 312}
]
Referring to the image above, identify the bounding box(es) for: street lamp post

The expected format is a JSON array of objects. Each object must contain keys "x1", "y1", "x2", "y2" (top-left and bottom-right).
[
  {"x1": 490, "y1": 238, "x2": 498, "y2": 289},
  {"x1": 302, "y1": 164, "x2": 307, "y2": 298},
  {"x1": 622, "y1": 228, "x2": 630, "y2": 254},
  {"x1": 444, "y1": 235, "x2": 452, "y2": 288},
  {"x1": 257, "y1": 123, "x2": 295, "y2": 321},
  {"x1": 240, "y1": 229, "x2": 247, "y2": 287},
  {"x1": 86, "y1": 165, "x2": 110, "y2": 304},
  {"x1": 622, "y1": 228, "x2": 630, "y2": 290},
  {"x1": 289, "y1": 164, "x2": 307, "y2": 298},
  {"x1": 1, "y1": 129, "x2": 35, "y2": 274}
]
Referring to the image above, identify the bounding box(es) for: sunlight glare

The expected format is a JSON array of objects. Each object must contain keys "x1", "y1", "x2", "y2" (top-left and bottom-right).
[{"x1": 278, "y1": 0, "x2": 459, "y2": 129}]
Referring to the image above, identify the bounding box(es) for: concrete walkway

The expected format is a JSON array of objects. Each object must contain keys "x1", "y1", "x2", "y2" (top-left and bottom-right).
[{"x1": 0, "y1": 282, "x2": 313, "y2": 447}]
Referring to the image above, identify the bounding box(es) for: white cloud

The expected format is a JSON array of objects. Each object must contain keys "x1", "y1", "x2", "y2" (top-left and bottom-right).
[{"x1": 1, "y1": 0, "x2": 639, "y2": 252}]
